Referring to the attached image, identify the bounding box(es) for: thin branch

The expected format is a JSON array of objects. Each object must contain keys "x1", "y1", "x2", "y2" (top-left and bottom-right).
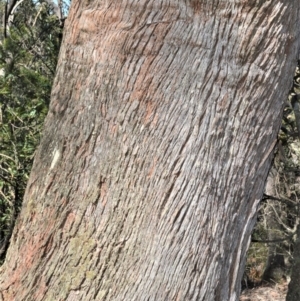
[
  {"x1": 251, "y1": 237, "x2": 293, "y2": 244},
  {"x1": 0, "y1": 188, "x2": 11, "y2": 204},
  {"x1": 0, "y1": 173, "x2": 15, "y2": 187},
  {"x1": 6, "y1": 0, "x2": 18, "y2": 17},
  {"x1": 32, "y1": 5, "x2": 43, "y2": 27},
  {"x1": 0, "y1": 153, "x2": 16, "y2": 163},
  {"x1": 3, "y1": 1, "x2": 7, "y2": 38},
  {"x1": 269, "y1": 202, "x2": 296, "y2": 234},
  {"x1": 262, "y1": 193, "x2": 298, "y2": 206},
  {"x1": 4, "y1": 0, "x2": 22, "y2": 38}
]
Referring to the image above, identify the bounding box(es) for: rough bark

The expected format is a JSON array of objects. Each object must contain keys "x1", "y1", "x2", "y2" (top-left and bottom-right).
[{"x1": 1, "y1": 1, "x2": 300, "y2": 301}]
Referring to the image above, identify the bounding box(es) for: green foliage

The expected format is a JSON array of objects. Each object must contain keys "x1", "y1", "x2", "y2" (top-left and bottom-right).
[
  {"x1": 0, "y1": 0, "x2": 66, "y2": 262},
  {"x1": 244, "y1": 242, "x2": 269, "y2": 286}
]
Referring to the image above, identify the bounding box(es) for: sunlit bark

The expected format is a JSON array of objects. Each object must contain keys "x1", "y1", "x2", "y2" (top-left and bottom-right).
[{"x1": 0, "y1": 1, "x2": 299, "y2": 300}]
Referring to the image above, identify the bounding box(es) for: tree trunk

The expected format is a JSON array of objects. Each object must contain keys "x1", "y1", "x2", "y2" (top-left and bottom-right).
[{"x1": 1, "y1": 1, "x2": 299, "y2": 300}]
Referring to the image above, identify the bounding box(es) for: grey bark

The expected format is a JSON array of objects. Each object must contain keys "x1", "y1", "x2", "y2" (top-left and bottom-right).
[{"x1": 0, "y1": 1, "x2": 300, "y2": 301}]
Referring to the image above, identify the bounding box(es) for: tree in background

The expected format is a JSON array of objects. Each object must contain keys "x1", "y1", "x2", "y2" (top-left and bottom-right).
[{"x1": 0, "y1": 0, "x2": 69, "y2": 262}]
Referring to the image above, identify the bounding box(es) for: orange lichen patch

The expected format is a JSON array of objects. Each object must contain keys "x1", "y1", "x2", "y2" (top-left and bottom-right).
[
  {"x1": 1, "y1": 267, "x2": 20, "y2": 292},
  {"x1": 189, "y1": 0, "x2": 202, "y2": 14},
  {"x1": 129, "y1": 56, "x2": 157, "y2": 99},
  {"x1": 74, "y1": 81, "x2": 83, "y2": 100},
  {"x1": 1, "y1": 228, "x2": 56, "y2": 299},
  {"x1": 55, "y1": 196, "x2": 67, "y2": 208},
  {"x1": 21, "y1": 239, "x2": 41, "y2": 269},
  {"x1": 151, "y1": 112, "x2": 159, "y2": 128},
  {"x1": 1, "y1": 290, "x2": 12, "y2": 301},
  {"x1": 75, "y1": 142, "x2": 88, "y2": 159},
  {"x1": 33, "y1": 277, "x2": 48, "y2": 300},
  {"x1": 43, "y1": 233, "x2": 54, "y2": 257},
  {"x1": 29, "y1": 211, "x2": 37, "y2": 222},
  {"x1": 69, "y1": 25, "x2": 81, "y2": 45},
  {"x1": 42, "y1": 174, "x2": 56, "y2": 196},
  {"x1": 129, "y1": 89, "x2": 145, "y2": 102},
  {"x1": 100, "y1": 181, "x2": 108, "y2": 207},
  {"x1": 100, "y1": 102, "x2": 107, "y2": 118},
  {"x1": 78, "y1": 10, "x2": 100, "y2": 34},
  {"x1": 75, "y1": 79, "x2": 82, "y2": 90},
  {"x1": 144, "y1": 100, "x2": 156, "y2": 125},
  {"x1": 1, "y1": 236, "x2": 44, "y2": 290},
  {"x1": 70, "y1": 6, "x2": 124, "y2": 45},
  {"x1": 218, "y1": 93, "x2": 229, "y2": 111},
  {"x1": 148, "y1": 157, "x2": 158, "y2": 178},
  {"x1": 63, "y1": 212, "x2": 77, "y2": 232},
  {"x1": 110, "y1": 123, "x2": 118, "y2": 135},
  {"x1": 175, "y1": 290, "x2": 183, "y2": 301}
]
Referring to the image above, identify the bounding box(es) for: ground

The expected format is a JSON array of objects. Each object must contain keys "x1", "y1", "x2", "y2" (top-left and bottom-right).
[{"x1": 240, "y1": 283, "x2": 288, "y2": 301}]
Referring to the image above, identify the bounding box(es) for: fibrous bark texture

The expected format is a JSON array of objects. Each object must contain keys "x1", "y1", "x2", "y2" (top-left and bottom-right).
[{"x1": 1, "y1": 1, "x2": 300, "y2": 301}]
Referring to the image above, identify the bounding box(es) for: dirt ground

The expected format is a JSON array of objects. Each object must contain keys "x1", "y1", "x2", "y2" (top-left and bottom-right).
[{"x1": 240, "y1": 283, "x2": 288, "y2": 301}]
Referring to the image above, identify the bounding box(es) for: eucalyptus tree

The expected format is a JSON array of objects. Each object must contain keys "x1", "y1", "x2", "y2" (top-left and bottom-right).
[{"x1": 0, "y1": 1, "x2": 299, "y2": 301}]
